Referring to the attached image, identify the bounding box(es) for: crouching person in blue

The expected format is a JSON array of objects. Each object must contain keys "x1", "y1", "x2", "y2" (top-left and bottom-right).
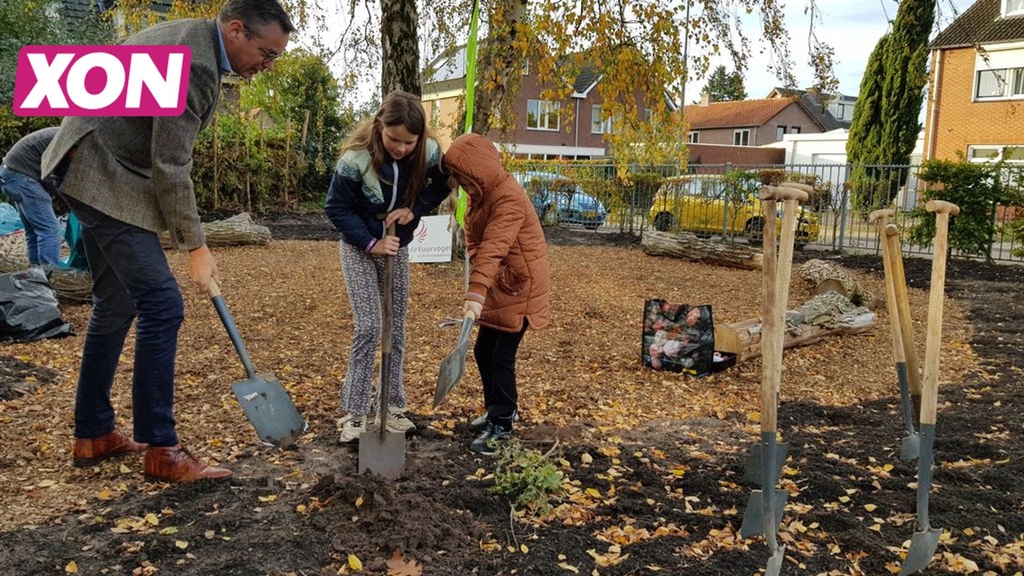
[{"x1": 0, "y1": 127, "x2": 64, "y2": 267}]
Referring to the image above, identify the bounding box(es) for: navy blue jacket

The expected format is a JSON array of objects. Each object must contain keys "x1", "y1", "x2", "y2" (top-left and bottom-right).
[{"x1": 324, "y1": 139, "x2": 450, "y2": 250}]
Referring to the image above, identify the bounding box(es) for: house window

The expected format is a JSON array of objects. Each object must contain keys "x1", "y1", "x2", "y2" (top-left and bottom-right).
[
  {"x1": 527, "y1": 99, "x2": 560, "y2": 131},
  {"x1": 430, "y1": 100, "x2": 441, "y2": 128},
  {"x1": 776, "y1": 126, "x2": 786, "y2": 141},
  {"x1": 1005, "y1": 146, "x2": 1024, "y2": 161},
  {"x1": 790, "y1": 126, "x2": 801, "y2": 134},
  {"x1": 1004, "y1": 0, "x2": 1024, "y2": 16},
  {"x1": 733, "y1": 129, "x2": 750, "y2": 146},
  {"x1": 687, "y1": 131, "x2": 699, "y2": 143},
  {"x1": 591, "y1": 105, "x2": 615, "y2": 134},
  {"x1": 976, "y1": 67, "x2": 1024, "y2": 99},
  {"x1": 968, "y1": 145, "x2": 1024, "y2": 162}
]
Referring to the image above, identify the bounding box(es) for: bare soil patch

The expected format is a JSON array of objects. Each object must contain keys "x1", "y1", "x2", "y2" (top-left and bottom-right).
[{"x1": 0, "y1": 221, "x2": 1020, "y2": 575}]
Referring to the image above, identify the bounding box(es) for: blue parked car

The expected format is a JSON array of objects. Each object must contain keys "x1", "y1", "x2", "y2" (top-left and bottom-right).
[{"x1": 512, "y1": 171, "x2": 608, "y2": 230}]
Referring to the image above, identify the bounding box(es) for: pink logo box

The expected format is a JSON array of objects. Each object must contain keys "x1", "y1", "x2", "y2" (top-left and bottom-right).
[{"x1": 13, "y1": 45, "x2": 191, "y2": 117}]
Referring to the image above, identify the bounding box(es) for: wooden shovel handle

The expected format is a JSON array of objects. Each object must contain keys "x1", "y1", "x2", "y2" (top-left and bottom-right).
[
  {"x1": 779, "y1": 182, "x2": 814, "y2": 194},
  {"x1": 876, "y1": 218, "x2": 905, "y2": 364},
  {"x1": 926, "y1": 200, "x2": 960, "y2": 216},
  {"x1": 921, "y1": 202, "x2": 959, "y2": 426},
  {"x1": 771, "y1": 197, "x2": 802, "y2": 396},
  {"x1": 758, "y1": 185, "x2": 809, "y2": 203},
  {"x1": 760, "y1": 199, "x2": 781, "y2": 433},
  {"x1": 381, "y1": 223, "x2": 396, "y2": 354},
  {"x1": 868, "y1": 209, "x2": 896, "y2": 224},
  {"x1": 885, "y1": 224, "x2": 922, "y2": 396}
]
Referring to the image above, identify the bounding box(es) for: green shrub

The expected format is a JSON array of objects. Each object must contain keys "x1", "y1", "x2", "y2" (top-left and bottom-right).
[
  {"x1": 491, "y1": 442, "x2": 564, "y2": 514},
  {"x1": 908, "y1": 157, "x2": 1024, "y2": 260}
]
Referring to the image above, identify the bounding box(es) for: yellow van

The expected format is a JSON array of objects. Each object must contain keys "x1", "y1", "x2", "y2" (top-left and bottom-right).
[{"x1": 648, "y1": 175, "x2": 819, "y2": 244}]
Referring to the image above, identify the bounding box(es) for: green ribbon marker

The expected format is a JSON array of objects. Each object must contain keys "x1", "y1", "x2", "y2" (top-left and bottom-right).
[{"x1": 455, "y1": 0, "x2": 480, "y2": 227}]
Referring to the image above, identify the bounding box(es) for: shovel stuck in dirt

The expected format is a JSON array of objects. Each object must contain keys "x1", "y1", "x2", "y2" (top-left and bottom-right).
[
  {"x1": 742, "y1": 183, "x2": 806, "y2": 487},
  {"x1": 899, "y1": 201, "x2": 959, "y2": 576},
  {"x1": 358, "y1": 224, "x2": 406, "y2": 479},
  {"x1": 739, "y1": 185, "x2": 809, "y2": 576},
  {"x1": 870, "y1": 209, "x2": 922, "y2": 462},
  {"x1": 209, "y1": 279, "x2": 307, "y2": 447}
]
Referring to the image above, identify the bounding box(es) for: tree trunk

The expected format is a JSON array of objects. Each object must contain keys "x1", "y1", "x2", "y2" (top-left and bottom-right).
[
  {"x1": 381, "y1": 0, "x2": 421, "y2": 97},
  {"x1": 641, "y1": 230, "x2": 763, "y2": 270},
  {"x1": 715, "y1": 292, "x2": 876, "y2": 362},
  {"x1": 799, "y1": 258, "x2": 875, "y2": 307},
  {"x1": 465, "y1": 0, "x2": 528, "y2": 135}
]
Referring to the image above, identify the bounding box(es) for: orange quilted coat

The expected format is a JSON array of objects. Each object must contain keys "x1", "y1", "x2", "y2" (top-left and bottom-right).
[{"x1": 444, "y1": 133, "x2": 551, "y2": 333}]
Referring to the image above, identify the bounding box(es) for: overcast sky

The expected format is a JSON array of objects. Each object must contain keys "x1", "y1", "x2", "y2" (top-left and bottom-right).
[
  {"x1": 698, "y1": 0, "x2": 977, "y2": 100},
  {"x1": 299, "y1": 0, "x2": 979, "y2": 105}
]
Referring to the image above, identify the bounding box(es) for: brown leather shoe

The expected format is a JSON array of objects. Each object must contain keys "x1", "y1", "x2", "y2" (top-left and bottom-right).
[
  {"x1": 144, "y1": 444, "x2": 232, "y2": 483},
  {"x1": 73, "y1": 429, "x2": 148, "y2": 467}
]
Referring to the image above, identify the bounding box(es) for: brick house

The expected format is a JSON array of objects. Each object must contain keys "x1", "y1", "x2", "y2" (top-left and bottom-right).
[
  {"x1": 422, "y1": 47, "x2": 662, "y2": 159},
  {"x1": 924, "y1": 0, "x2": 1024, "y2": 162},
  {"x1": 681, "y1": 95, "x2": 831, "y2": 148}
]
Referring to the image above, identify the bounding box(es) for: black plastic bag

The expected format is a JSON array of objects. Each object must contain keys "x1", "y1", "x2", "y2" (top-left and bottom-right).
[
  {"x1": 641, "y1": 300, "x2": 715, "y2": 376},
  {"x1": 0, "y1": 267, "x2": 73, "y2": 342}
]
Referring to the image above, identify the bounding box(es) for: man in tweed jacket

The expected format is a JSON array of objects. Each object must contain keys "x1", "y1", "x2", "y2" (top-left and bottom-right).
[{"x1": 40, "y1": 0, "x2": 294, "y2": 483}]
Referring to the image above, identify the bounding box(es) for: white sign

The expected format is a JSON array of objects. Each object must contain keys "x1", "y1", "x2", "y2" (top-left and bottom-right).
[{"x1": 408, "y1": 215, "x2": 452, "y2": 263}]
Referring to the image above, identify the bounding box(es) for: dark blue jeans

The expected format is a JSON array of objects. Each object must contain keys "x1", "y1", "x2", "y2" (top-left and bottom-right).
[
  {"x1": 65, "y1": 196, "x2": 183, "y2": 447},
  {"x1": 474, "y1": 321, "x2": 528, "y2": 431},
  {"x1": 0, "y1": 166, "x2": 61, "y2": 266}
]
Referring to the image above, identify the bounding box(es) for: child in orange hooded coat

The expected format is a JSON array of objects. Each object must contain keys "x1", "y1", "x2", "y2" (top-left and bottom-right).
[{"x1": 442, "y1": 133, "x2": 551, "y2": 455}]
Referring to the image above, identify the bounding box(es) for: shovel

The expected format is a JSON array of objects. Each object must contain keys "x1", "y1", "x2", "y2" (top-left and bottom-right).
[
  {"x1": 869, "y1": 210, "x2": 921, "y2": 461},
  {"x1": 208, "y1": 279, "x2": 307, "y2": 447},
  {"x1": 358, "y1": 224, "x2": 406, "y2": 479},
  {"x1": 433, "y1": 310, "x2": 475, "y2": 408},
  {"x1": 900, "y1": 200, "x2": 959, "y2": 576},
  {"x1": 739, "y1": 186, "x2": 808, "y2": 576},
  {"x1": 742, "y1": 184, "x2": 806, "y2": 487},
  {"x1": 887, "y1": 223, "x2": 924, "y2": 460}
]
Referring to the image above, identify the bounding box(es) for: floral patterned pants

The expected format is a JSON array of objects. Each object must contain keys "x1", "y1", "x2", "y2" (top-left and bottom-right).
[{"x1": 338, "y1": 240, "x2": 409, "y2": 416}]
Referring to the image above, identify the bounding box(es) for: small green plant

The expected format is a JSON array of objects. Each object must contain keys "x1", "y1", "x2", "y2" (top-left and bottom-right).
[{"x1": 490, "y1": 442, "x2": 565, "y2": 514}]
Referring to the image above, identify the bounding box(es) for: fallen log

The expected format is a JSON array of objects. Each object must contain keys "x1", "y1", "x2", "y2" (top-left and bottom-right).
[
  {"x1": 642, "y1": 230, "x2": 763, "y2": 270},
  {"x1": 799, "y1": 258, "x2": 874, "y2": 307},
  {"x1": 160, "y1": 213, "x2": 272, "y2": 249},
  {"x1": 714, "y1": 291, "x2": 876, "y2": 362}
]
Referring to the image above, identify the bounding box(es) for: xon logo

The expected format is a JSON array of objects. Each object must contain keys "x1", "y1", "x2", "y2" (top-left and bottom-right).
[{"x1": 13, "y1": 45, "x2": 191, "y2": 117}]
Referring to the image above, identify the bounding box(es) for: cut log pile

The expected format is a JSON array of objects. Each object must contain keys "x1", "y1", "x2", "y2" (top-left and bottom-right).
[
  {"x1": 0, "y1": 232, "x2": 27, "y2": 273},
  {"x1": 715, "y1": 291, "x2": 876, "y2": 362},
  {"x1": 642, "y1": 230, "x2": 763, "y2": 271},
  {"x1": 160, "y1": 213, "x2": 272, "y2": 249},
  {"x1": 799, "y1": 258, "x2": 874, "y2": 308}
]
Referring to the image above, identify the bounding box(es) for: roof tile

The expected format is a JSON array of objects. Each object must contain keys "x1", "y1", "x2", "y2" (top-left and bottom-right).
[
  {"x1": 931, "y1": 0, "x2": 1024, "y2": 48},
  {"x1": 682, "y1": 98, "x2": 795, "y2": 129}
]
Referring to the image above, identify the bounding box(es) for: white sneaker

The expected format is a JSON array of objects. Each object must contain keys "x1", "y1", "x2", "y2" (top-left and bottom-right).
[
  {"x1": 375, "y1": 408, "x2": 415, "y2": 433},
  {"x1": 338, "y1": 414, "x2": 366, "y2": 443}
]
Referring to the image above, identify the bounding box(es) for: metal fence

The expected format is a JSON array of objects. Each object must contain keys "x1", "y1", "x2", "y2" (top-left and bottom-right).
[{"x1": 505, "y1": 161, "x2": 1024, "y2": 263}]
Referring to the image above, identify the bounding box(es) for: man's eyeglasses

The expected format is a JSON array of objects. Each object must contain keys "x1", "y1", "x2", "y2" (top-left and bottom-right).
[
  {"x1": 243, "y1": 25, "x2": 283, "y2": 63},
  {"x1": 257, "y1": 47, "x2": 282, "y2": 63}
]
